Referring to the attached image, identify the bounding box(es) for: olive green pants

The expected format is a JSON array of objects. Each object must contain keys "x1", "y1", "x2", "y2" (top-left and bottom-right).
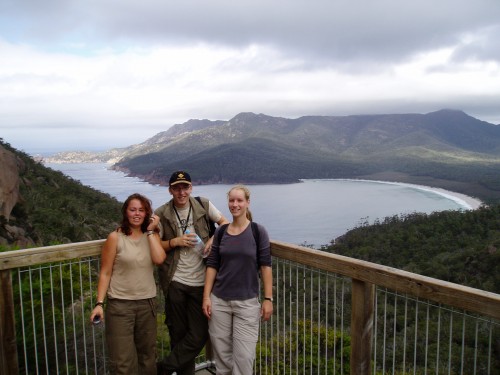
[{"x1": 105, "y1": 298, "x2": 157, "y2": 375}]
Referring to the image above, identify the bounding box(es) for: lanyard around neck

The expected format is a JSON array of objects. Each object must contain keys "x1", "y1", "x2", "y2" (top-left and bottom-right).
[{"x1": 173, "y1": 203, "x2": 191, "y2": 234}]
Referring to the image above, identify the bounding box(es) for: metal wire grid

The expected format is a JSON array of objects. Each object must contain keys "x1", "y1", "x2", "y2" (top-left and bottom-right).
[{"x1": 10, "y1": 255, "x2": 499, "y2": 375}]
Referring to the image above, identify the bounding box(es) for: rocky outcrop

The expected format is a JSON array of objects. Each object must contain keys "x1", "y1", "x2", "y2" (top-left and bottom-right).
[
  {"x1": 0, "y1": 144, "x2": 34, "y2": 246},
  {"x1": 0, "y1": 144, "x2": 22, "y2": 220},
  {"x1": 0, "y1": 224, "x2": 35, "y2": 248}
]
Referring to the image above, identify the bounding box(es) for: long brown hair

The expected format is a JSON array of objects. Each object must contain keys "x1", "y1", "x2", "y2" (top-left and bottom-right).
[
  {"x1": 119, "y1": 193, "x2": 153, "y2": 235},
  {"x1": 227, "y1": 184, "x2": 253, "y2": 221}
]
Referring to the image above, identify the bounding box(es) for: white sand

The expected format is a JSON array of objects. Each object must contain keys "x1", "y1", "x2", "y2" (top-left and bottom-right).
[
  {"x1": 408, "y1": 185, "x2": 483, "y2": 210},
  {"x1": 345, "y1": 179, "x2": 483, "y2": 210}
]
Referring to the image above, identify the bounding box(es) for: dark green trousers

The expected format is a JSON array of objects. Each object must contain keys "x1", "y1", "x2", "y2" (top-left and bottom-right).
[
  {"x1": 105, "y1": 298, "x2": 157, "y2": 375},
  {"x1": 160, "y1": 281, "x2": 209, "y2": 375}
]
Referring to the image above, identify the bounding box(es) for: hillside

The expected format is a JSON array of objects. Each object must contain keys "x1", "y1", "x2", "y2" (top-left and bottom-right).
[
  {"x1": 45, "y1": 109, "x2": 500, "y2": 203},
  {"x1": 329, "y1": 204, "x2": 500, "y2": 293},
  {"x1": 0, "y1": 139, "x2": 122, "y2": 248},
  {"x1": 116, "y1": 109, "x2": 500, "y2": 203}
]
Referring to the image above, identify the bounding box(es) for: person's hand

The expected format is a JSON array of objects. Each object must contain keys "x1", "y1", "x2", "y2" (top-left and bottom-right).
[
  {"x1": 202, "y1": 297, "x2": 212, "y2": 319},
  {"x1": 203, "y1": 237, "x2": 214, "y2": 257},
  {"x1": 90, "y1": 305, "x2": 104, "y2": 324},
  {"x1": 147, "y1": 214, "x2": 159, "y2": 231},
  {"x1": 181, "y1": 232, "x2": 197, "y2": 247},
  {"x1": 261, "y1": 300, "x2": 273, "y2": 321}
]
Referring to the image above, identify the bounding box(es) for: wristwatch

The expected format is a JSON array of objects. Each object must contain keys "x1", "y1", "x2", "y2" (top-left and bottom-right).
[{"x1": 264, "y1": 297, "x2": 273, "y2": 302}]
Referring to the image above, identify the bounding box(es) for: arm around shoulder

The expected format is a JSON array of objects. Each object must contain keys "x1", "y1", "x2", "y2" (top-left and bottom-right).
[{"x1": 216, "y1": 214, "x2": 230, "y2": 226}]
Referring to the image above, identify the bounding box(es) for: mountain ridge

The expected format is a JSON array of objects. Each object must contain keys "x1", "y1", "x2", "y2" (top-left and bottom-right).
[{"x1": 43, "y1": 109, "x2": 500, "y2": 203}]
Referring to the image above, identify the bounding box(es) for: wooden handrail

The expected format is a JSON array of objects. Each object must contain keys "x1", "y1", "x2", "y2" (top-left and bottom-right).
[
  {"x1": 0, "y1": 240, "x2": 105, "y2": 270},
  {"x1": 271, "y1": 240, "x2": 500, "y2": 320},
  {"x1": 1, "y1": 239, "x2": 499, "y2": 320}
]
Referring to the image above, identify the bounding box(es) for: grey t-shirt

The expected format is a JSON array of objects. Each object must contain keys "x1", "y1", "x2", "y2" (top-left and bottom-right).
[{"x1": 207, "y1": 223, "x2": 271, "y2": 300}]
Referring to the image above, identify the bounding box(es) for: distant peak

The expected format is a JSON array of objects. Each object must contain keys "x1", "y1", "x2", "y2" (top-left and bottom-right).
[{"x1": 427, "y1": 109, "x2": 466, "y2": 115}]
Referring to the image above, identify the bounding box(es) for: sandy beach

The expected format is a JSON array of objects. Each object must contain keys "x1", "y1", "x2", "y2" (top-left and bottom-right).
[
  {"x1": 341, "y1": 179, "x2": 483, "y2": 210},
  {"x1": 410, "y1": 185, "x2": 483, "y2": 210}
]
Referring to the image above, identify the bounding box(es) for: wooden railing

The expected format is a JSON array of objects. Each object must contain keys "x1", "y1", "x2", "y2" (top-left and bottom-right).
[
  {"x1": 271, "y1": 241, "x2": 500, "y2": 374},
  {"x1": 0, "y1": 240, "x2": 105, "y2": 375},
  {"x1": 1, "y1": 240, "x2": 499, "y2": 374}
]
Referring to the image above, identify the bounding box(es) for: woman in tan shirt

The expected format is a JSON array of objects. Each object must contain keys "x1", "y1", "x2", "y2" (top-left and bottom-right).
[{"x1": 90, "y1": 193, "x2": 165, "y2": 374}]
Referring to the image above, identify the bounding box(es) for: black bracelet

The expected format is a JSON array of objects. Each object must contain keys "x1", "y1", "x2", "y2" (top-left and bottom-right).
[{"x1": 95, "y1": 301, "x2": 104, "y2": 308}]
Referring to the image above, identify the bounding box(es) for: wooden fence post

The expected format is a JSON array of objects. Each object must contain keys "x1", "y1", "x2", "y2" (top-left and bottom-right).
[
  {"x1": 0, "y1": 269, "x2": 18, "y2": 374},
  {"x1": 350, "y1": 279, "x2": 374, "y2": 375}
]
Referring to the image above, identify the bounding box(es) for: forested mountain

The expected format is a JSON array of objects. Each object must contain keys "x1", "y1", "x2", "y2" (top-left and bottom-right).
[
  {"x1": 46, "y1": 109, "x2": 500, "y2": 203},
  {"x1": 0, "y1": 139, "x2": 122, "y2": 248},
  {"x1": 329, "y1": 204, "x2": 500, "y2": 293}
]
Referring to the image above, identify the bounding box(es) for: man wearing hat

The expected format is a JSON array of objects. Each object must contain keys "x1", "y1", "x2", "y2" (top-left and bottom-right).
[{"x1": 155, "y1": 171, "x2": 228, "y2": 375}]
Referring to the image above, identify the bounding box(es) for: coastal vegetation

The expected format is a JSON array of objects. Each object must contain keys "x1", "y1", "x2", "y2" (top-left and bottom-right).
[
  {"x1": 329, "y1": 205, "x2": 500, "y2": 294},
  {"x1": 0, "y1": 140, "x2": 121, "y2": 248}
]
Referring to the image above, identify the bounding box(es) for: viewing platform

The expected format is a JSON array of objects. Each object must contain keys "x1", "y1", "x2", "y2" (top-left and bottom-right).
[{"x1": 1, "y1": 240, "x2": 499, "y2": 374}]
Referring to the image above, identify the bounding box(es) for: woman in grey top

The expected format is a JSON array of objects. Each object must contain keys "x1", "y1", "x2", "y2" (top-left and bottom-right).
[{"x1": 202, "y1": 185, "x2": 273, "y2": 375}]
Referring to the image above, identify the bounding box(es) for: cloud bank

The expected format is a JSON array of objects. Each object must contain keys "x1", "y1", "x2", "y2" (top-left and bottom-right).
[{"x1": 1, "y1": 0, "x2": 499, "y2": 153}]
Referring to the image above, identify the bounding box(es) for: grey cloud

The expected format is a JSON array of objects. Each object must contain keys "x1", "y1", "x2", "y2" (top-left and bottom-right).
[
  {"x1": 2, "y1": 1, "x2": 499, "y2": 67},
  {"x1": 450, "y1": 25, "x2": 500, "y2": 63},
  {"x1": 2, "y1": 0, "x2": 500, "y2": 150}
]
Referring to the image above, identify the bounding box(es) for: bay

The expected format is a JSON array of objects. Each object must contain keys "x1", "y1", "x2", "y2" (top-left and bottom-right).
[{"x1": 46, "y1": 163, "x2": 473, "y2": 248}]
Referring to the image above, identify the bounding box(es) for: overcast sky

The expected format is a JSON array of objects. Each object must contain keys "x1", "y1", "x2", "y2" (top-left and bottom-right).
[{"x1": 1, "y1": 0, "x2": 499, "y2": 155}]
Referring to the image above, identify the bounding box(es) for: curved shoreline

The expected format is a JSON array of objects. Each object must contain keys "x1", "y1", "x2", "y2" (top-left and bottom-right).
[
  {"x1": 327, "y1": 178, "x2": 483, "y2": 210},
  {"x1": 47, "y1": 161, "x2": 485, "y2": 210}
]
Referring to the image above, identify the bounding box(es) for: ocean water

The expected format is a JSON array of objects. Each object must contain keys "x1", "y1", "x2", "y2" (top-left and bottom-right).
[{"x1": 46, "y1": 163, "x2": 468, "y2": 247}]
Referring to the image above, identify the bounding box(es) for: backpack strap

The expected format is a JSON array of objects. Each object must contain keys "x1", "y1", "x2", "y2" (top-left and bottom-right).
[
  {"x1": 194, "y1": 196, "x2": 206, "y2": 208},
  {"x1": 216, "y1": 222, "x2": 261, "y2": 268},
  {"x1": 195, "y1": 196, "x2": 216, "y2": 237},
  {"x1": 250, "y1": 222, "x2": 260, "y2": 249},
  {"x1": 216, "y1": 223, "x2": 229, "y2": 244}
]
